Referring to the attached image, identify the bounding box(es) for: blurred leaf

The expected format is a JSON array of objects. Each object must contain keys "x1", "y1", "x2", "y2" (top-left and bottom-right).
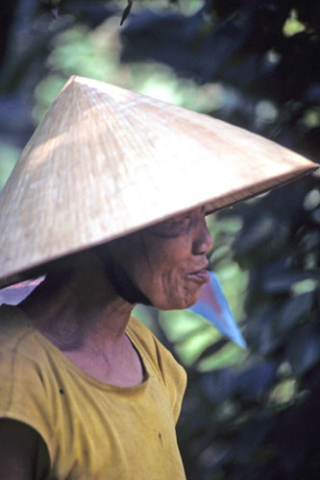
[
  {"x1": 197, "y1": 338, "x2": 229, "y2": 361},
  {"x1": 33, "y1": 74, "x2": 67, "y2": 122},
  {"x1": 160, "y1": 309, "x2": 207, "y2": 341},
  {"x1": 234, "y1": 214, "x2": 289, "y2": 266},
  {"x1": 0, "y1": 143, "x2": 20, "y2": 189},
  {"x1": 286, "y1": 326, "x2": 320, "y2": 376},
  {"x1": 176, "y1": 328, "x2": 221, "y2": 365},
  {"x1": 236, "y1": 362, "x2": 278, "y2": 401},
  {"x1": 263, "y1": 272, "x2": 320, "y2": 294},
  {"x1": 303, "y1": 189, "x2": 320, "y2": 211},
  {"x1": 212, "y1": 215, "x2": 243, "y2": 235},
  {"x1": 269, "y1": 379, "x2": 296, "y2": 405},
  {"x1": 283, "y1": 9, "x2": 306, "y2": 37},
  {"x1": 245, "y1": 312, "x2": 280, "y2": 355},
  {"x1": 201, "y1": 368, "x2": 235, "y2": 403},
  {"x1": 209, "y1": 244, "x2": 231, "y2": 266},
  {"x1": 197, "y1": 342, "x2": 246, "y2": 371},
  {"x1": 274, "y1": 292, "x2": 314, "y2": 335},
  {"x1": 291, "y1": 278, "x2": 319, "y2": 295}
]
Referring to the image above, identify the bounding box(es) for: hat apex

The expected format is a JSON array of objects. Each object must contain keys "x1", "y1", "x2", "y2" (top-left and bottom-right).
[{"x1": 0, "y1": 75, "x2": 317, "y2": 285}]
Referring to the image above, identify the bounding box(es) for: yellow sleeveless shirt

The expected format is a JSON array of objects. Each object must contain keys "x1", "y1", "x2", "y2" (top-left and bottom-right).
[{"x1": 0, "y1": 305, "x2": 187, "y2": 479}]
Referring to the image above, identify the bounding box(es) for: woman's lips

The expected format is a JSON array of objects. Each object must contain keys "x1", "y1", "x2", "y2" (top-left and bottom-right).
[{"x1": 187, "y1": 269, "x2": 210, "y2": 284}]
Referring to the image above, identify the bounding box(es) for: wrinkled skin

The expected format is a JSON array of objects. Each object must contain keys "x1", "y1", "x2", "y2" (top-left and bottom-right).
[
  {"x1": 17, "y1": 206, "x2": 213, "y2": 381},
  {"x1": 107, "y1": 206, "x2": 213, "y2": 310}
]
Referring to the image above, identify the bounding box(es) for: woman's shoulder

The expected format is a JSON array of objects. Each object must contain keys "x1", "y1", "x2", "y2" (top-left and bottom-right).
[
  {"x1": 127, "y1": 316, "x2": 187, "y2": 423},
  {"x1": 0, "y1": 305, "x2": 35, "y2": 350},
  {"x1": 0, "y1": 304, "x2": 59, "y2": 382}
]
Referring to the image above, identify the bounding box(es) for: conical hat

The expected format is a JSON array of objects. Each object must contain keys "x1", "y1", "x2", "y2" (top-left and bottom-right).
[{"x1": 0, "y1": 75, "x2": 317, "y2": 285}]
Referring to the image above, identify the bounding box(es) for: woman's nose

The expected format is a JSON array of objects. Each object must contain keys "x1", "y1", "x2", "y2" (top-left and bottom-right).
[{"x1": 193, "y1": 218, "x2": 213, "y2": 255}]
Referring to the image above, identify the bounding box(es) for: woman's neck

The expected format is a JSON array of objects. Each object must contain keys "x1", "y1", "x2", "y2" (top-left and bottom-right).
[{"x1": 20, "y1": 252, "x2": 135, "y2": 353}]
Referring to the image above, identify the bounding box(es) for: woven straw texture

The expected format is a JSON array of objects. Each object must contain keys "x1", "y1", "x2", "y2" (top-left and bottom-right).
[{"x1": 0, "y1": 75, "x2": 317, "y2": 284}]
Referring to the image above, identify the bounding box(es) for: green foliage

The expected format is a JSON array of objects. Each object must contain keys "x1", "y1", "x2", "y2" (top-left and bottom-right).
[{"x1": 0, "y1": 143, "x2": 20, "y2": 189}]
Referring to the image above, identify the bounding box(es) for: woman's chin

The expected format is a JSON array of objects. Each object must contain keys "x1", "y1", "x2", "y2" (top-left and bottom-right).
[
  {"x1": 155, "y1": 291, "x2": 202, "y2": 311},
  {"x1": 182, "y1": 295, "x2": 201, "y2": 310}
]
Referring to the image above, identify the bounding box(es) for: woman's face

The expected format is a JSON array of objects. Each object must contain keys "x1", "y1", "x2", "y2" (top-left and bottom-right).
[{"x1": 107, "y1": 207, "x2": 213, "y2": 310}]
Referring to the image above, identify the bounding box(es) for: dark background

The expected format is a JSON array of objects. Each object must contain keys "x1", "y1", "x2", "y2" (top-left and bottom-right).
[{"x1": 1, "y1": 1, "x2": 320, "y2": 478}]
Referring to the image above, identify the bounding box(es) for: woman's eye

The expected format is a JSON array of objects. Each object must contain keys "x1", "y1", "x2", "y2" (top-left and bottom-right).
[{"x1": 148, "y1": 214, "x2": 192, "y2": 238}]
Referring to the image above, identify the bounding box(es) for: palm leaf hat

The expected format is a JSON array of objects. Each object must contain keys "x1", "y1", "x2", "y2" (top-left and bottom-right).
[{"x1": 0, "y1": 75, "x2": 317, "y2": 287}]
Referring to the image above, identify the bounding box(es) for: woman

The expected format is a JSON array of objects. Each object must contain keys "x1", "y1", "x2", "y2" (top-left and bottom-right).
[
  {"x1": 0, "y1": 76, "x2": 316, "y2": 479},
  {"x1": 0, "y1": 206, "x2": 212, "y2": 479}
]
